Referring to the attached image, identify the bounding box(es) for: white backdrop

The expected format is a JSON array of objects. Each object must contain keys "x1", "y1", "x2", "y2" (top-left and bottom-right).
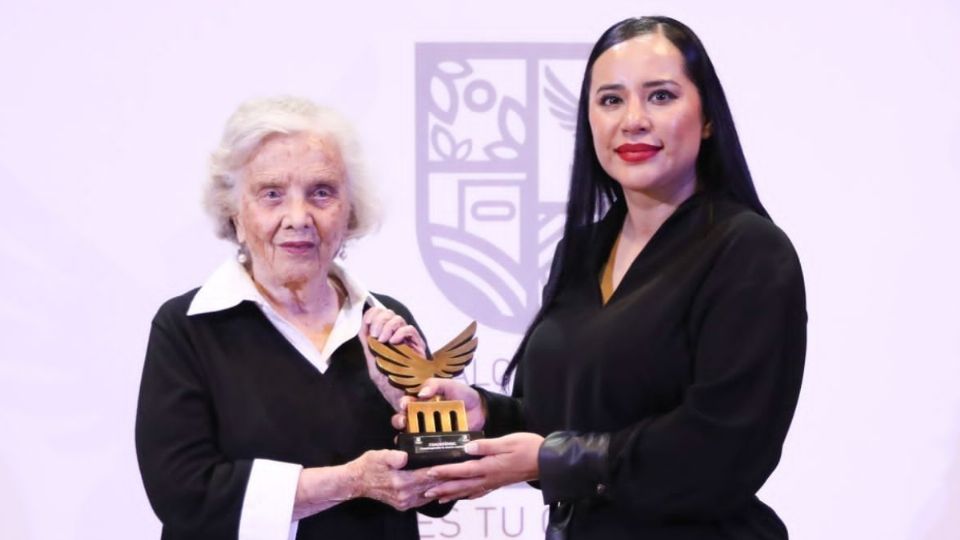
[{"x1": 1, "y1": 1, "x2": 959, "y2": 538}]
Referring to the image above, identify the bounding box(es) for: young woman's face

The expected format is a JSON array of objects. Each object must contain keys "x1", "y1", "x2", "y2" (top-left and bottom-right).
[{"x1": 588, "y1": 32, "x2": 711, "y2": 201}]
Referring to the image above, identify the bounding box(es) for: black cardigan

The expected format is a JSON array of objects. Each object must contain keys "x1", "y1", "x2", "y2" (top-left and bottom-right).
[
  {"x1": 483, "y1": 193, "x2": 807, "y2": 539},
  {"x1": 135, "y1": 291, "x2": 450, "y2": 540}
]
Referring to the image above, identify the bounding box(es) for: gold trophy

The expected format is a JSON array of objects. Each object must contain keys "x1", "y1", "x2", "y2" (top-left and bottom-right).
[{"x1": 366, "y1": 322, "x2": 482, "y2": 469}]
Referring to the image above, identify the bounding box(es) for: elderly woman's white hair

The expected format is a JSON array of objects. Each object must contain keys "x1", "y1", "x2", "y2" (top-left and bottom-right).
[{"x1": 205, "y1": 96, "x2": 380, "y2": 244}]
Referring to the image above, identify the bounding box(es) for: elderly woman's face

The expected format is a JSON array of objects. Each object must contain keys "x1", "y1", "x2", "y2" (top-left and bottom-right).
[
  {"x1": 234, "y1": 132, "x2": 350, "y2": 288},
  {"x1": 588, "y1": 32, "x2": 709, "y2": 199}
]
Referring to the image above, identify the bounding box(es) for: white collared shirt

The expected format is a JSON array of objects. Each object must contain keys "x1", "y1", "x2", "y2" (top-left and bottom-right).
[{"x1": 187, "y1": 257, "x2": 382, "y2": 540}]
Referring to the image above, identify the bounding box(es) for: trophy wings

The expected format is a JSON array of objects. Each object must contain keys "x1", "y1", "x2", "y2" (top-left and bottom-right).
[{"x1": 366, "y1": 321, "x2": 478, "y2": 395}]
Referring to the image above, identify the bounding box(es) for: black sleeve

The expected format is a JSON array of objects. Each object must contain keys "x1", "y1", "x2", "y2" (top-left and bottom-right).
[
  {"x1": 473, "y1": 386, "x2": 525, "y2": 438},
  {"x1": 135, "y1": 300, "x2": 250, "y2": 539},
  {"x1": 539, "y1": 220, "x2": 807, "y2": 520}
]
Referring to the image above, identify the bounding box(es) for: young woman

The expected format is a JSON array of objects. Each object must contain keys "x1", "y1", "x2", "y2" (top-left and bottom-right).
[{"x1": 409, "y1": 16, "x2": 806, "y2": 540}]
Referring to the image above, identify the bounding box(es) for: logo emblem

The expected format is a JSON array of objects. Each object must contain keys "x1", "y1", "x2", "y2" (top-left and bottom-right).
[{"x1": 416, "y1": 43, "x2": 589, "y2": 333}]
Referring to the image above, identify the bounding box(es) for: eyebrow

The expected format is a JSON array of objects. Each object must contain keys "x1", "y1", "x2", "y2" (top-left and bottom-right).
[
  {"x1": 594, "y1": 79, "x2": 680, "y2": 94},
  {"x1": 248, "y1": 178, "x2": 286, "y2": 188},
  {"x1": 307, "y1": 176, "x2": 342, "y2": 185}
]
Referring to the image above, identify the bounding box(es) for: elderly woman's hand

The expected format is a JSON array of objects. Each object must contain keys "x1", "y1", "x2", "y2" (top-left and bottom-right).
[
  {"x1": 360, "y1": 307, "x2": 426, "y2": 411},
  {"x1": 362, "y1": 306, "x2": 427, "y2": 354},
  {"x1": 294, "y1": 449, "x2": 440, "y2": 518},
  {"x1": 347, "y1": 450, "x2": 439, "y2": 511}
]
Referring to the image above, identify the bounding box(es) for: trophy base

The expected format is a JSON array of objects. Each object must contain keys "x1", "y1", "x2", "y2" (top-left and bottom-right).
[{"x1": 398, "y1": 430, "x2": 484, "y2": 469}]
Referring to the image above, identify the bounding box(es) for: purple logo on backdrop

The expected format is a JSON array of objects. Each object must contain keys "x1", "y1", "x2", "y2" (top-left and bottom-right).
[{"x1": 415, "y1": 43, "x2": 589, "y2": 333}]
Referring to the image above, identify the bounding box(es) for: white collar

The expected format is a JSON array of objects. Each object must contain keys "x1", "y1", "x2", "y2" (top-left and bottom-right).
[
  {"x1": 187, "y1": 257, "x2": 378, "y2": 316},
  {"x1": 186, "y1": 257, "x2": 381, "y2": 373}
]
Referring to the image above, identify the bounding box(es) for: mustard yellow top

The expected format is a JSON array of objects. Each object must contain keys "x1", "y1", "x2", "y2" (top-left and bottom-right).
[{"x1": 599, "y1": 235, "x2": 620, "y2": 305}]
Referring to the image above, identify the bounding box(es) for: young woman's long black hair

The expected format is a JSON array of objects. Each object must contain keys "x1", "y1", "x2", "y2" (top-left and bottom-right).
[{"x1": 502, "y1": 16, "x2": 769, "y2": 387}]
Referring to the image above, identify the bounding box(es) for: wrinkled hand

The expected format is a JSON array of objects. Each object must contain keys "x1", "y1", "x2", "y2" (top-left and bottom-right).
[
  {"x1": 360, "y1": 307, "x2": 426, "y2": 411},
  {"x1": 423, "y1": 432, "x2": 543, "y2": 503},
  {"x1": 391, "y1": 377, "x2": 486, "y2": 432},
  {"x1": 347, "y1": 449, "x2": 440, "y2": 511}
]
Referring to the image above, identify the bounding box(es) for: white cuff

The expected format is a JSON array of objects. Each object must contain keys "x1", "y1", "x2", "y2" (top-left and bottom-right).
[{"x1": 239, "y1": 458, "x2": 303, "y2": 540}]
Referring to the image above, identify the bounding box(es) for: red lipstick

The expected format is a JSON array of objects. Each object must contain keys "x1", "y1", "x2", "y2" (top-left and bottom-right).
[{"x1": 615, "y1": 143, "x2": 661, "y2": 163}]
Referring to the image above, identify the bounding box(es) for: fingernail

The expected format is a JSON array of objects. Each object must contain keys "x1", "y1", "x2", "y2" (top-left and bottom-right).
[
  {"x1": 424, "y1": 490, "x2": 435, "y2": 498},
  {"x1": 418, "y1": 388, "x2": 429, "y2": 397},
  {"x1": 438, "y1": 498, "x2": 449, "y2": 504},
  {"x1": 463, "y1": 442, "x2": 477, "y2": 454}
]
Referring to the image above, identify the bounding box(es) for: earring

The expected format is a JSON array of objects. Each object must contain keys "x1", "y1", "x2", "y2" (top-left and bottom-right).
[
  {"x1": 338, "y1": 245, "x2": 347, "y2": 260},
  {"x1": 237, "y1": 246, "x2": 249, "y2": 265}
]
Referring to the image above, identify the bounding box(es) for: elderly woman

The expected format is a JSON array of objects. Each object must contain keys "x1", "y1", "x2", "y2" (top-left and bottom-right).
[
  {"x1": 408, "y1": 16, "x2": 806, "y2": 540},
  {"x1": 135, "y1": 96, "x2": 448, "y2": 540}
]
